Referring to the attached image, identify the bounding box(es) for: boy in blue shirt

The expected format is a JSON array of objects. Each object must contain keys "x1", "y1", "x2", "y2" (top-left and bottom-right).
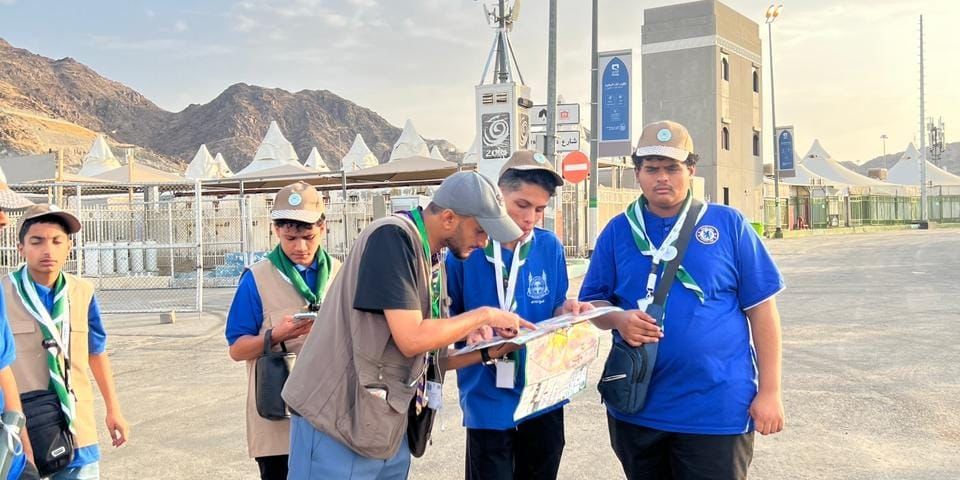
[
  {"x1": 580, "y1": 121, "x2": 785, "y2": 479},
  {"x1": 446, "y1": 150, "x2": 592, "y2": 480}
]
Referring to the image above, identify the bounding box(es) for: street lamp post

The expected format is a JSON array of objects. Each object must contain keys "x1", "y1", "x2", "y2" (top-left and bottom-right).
[
  {"x1": 880, "y1": 134, "x2": 888, "y2": 170},
  {"x1": 766, "y1": 4, "x2": 783, "y2": 238}
]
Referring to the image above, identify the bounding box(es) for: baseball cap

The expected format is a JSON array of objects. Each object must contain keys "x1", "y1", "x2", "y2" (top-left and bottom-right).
[
  {"x1": 431, "y1": 171, "x2": 523, "y2": 243},
  {"x1": 498, "y1": 150, "x2": 564, "y2": 188},
  {"x1": 633, "y1": 120, "x2": 695, "y2": 162},
  {"x1": 272, "y1": 182, "x2": 325, "y2": 224},
  {"x1": 16, "y1": 203, "x2": 81, "y2": 238}
]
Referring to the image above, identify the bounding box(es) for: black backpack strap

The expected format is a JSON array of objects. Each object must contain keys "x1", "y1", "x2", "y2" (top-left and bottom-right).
[{"x1": 652, "y1": 199, "x2": 704, "y2": 307}]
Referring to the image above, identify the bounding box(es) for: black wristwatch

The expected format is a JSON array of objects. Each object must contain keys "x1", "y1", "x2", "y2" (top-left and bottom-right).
[{"x1": 480, "y1": 347, "x2": 492, "y2": 364}]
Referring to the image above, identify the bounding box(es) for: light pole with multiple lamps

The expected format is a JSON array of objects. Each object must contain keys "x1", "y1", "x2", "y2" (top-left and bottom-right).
[{"x1": 765, "y1": 4, "x2": 783, "y2": 238}]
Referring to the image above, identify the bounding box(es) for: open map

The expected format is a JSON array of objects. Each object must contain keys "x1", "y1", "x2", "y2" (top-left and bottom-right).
[{"x1": 452, "y1": 306, "x2": 621, "y2": 421}]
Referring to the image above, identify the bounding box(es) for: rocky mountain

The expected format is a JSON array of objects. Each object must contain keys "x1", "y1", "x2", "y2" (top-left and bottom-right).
[
  {"x1": 844, "y1": 142, "x2": 960, "y2": 176},
  {"x1": 0, "y1": 37, "x2": 460, "y2": 173}
]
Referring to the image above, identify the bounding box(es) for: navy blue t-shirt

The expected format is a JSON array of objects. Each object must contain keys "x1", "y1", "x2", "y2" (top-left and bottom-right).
[
  {"x1": 446, "y1": 227, "x2": 568, "y2": 430},
  {"x1": 579, "y1": 204, "x2": 784, "y2": 434}
]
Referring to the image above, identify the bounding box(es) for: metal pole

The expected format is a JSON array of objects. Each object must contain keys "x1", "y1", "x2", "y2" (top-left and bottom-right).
[
  {"x1": 341, "y1": 170, "x2": 349, "y2": 255},
  {"x1": 919, "y1": 15, "x2": 928, "y2": 227},
  {"x1": 880, "y1": 134, "x2": 888, "y2": 169},
  {"x1": 587, "y1": 0, "x2": 599, "y2": 251},
  {"x1": 768, "y1": 20, "x2": 783, "y2": 238},
  {"x1": 546, "y1": 0, "x2": 559, "y2": 233},
  {"x1": 496, "y1": 0, "x2": 508, "y2": 83},
  {"x1": 195, "y1": 180, "x2": 204, "y2": 312}
]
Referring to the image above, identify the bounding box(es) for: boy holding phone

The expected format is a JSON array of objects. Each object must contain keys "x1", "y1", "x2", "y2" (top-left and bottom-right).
[{"x1": 225, "y1": 182, "x2": 340, "y2": 480}]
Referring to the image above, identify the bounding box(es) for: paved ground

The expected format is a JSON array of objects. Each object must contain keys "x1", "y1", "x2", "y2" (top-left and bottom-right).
[{"x1": 89, "y1": 229, "x2": 959, "y2": 479}]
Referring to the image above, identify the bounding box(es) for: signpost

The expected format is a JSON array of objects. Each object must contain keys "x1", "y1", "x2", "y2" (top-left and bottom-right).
[
  {"x1": 776, "y1": 126, "x2": 795, "y2": 178},
  {"x1": 562, "y1": 151, "x2": 590, "y2": 184}
]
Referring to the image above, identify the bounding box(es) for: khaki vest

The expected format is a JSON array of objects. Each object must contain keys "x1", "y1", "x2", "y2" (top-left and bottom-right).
[
  {"x1": 282, "y1": 215, "x2": 442, "y2": 460},
  {"x1": 3, "y1": 273, "x2": 98, "y2": 449},
  {"x1": 243, "y1": 256, "x2": 341, "y2": 458}
]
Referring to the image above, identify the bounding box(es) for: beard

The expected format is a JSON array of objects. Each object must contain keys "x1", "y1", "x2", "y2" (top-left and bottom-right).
[{"x1": 444, "y1": 223, "x2": 477, "y2": 259}]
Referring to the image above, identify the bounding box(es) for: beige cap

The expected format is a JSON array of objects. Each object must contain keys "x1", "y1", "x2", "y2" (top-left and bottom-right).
[
  {"x1": 0, "y1": 183, "x2": 34, "y2": 211},
  {"x1": 633, "y1": 120, "x2": 695, "y2": 162},
  {"x1": 16, "y1": 203, "x2": 81, "y2": 238},
  {"x1": 271, "y1": 182, "x2": 325, "y2": 224},
  {"x1": 498, "y1": 150, "x2": 564, "y2": 187}
]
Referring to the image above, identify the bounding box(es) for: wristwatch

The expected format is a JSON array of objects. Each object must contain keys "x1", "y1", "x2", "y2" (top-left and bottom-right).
[{"x1": 480, "y1": 347, "x2": 492, "y2": 364}]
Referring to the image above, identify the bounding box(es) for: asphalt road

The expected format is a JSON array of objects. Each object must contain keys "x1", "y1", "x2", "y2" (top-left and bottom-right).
[{"x1": 90, "y1": 229, "x2": 959, "y2": 479}]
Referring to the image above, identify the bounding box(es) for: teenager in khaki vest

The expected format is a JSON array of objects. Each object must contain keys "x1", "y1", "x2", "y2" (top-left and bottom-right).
[
  {"x1": 4, "y1": 204, "x2": 129, "y2": 480},
  {"x1": 225, "y1": 182, "x2": 341, "y2": 480},
  {"x1": 0, "y1": 181, "x2": 40, "y2": 480}
]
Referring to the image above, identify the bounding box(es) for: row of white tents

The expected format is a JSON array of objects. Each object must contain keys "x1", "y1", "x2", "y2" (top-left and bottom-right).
[
  {"x1": 778, "y1": 139, "x2": 960, "y2": 190},
  {"x1": 69, "y1": 118, "x2": 477, "y2": 183}
]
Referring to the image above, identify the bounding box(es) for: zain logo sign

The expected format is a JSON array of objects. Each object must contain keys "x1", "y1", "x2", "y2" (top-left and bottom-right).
[{"x1": 482, "y1": 112, "x2": 511, "y2": 160}]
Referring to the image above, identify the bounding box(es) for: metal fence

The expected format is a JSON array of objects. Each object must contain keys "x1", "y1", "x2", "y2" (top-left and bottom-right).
[{"x1": 560, "y1": 184, "x2": 641, "y2": 258}]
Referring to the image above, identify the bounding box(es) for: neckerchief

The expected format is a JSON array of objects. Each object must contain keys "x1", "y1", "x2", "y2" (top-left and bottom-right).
[
  {"x1": 408, "y1": 209, "x2": 444, "y2": 414},
  {"x1": 266, "y1": 244, "x2": 331, "y2": 309},
  {"x1": 483, "y1": 231, "x2": 534, "y2": 312},
  {"x1": 9, "y1": 267, "x2": 75, "y2": 432},
  {"x1": 624, "y1": 192, "x2": 707, "y2": 304}
]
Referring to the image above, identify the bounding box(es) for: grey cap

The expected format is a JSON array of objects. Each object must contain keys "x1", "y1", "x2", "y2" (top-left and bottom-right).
[{"x1": 432, "y1": 171, "x2": 522, "y2": 243}]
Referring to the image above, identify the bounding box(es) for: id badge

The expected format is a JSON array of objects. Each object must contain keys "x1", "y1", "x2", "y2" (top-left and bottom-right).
[
  {"x1": 637, "y1": 296, "x2": 653, "y2": 312},
  {"x1": 426, "y1": 381, "x2": 443, "y2": 410},
  {"x1": 496, "y1": 360, "x2": 516, "y2": 389}
]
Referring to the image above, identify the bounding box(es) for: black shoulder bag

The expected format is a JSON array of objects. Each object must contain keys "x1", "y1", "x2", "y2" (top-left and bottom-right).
[
  {"x1": 22, "y1": 339, "x2": 75, "y2": 477},
  {"x1": 255, "y1": 329, "x2": 296, "y2": 420},
  {"x1": 597, "y1": 200, "x2": 703, "y2": 414}
]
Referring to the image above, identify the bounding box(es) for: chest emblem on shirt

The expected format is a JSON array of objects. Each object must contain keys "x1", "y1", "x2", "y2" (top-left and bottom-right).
[
  {"x1": 527, "y1": 270, "x2": 550, "y2": 302},
  {"x1": 695, "y1": 225, "x2": 720, "y2": 245}
]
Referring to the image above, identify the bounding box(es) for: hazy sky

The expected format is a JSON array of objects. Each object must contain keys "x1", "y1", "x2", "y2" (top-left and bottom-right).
[{"x1": 1, "y1": 0, "x2": 957, "y2": 164}]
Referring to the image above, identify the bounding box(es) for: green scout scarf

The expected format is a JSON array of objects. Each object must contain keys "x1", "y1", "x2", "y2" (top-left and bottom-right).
[
  {"x1": 409, "y1": 208, "x2": 442, "y2": 319},
  {"x1": 624, "y1": 192, "x2": 708, "y2": 303},
  {"x1": 9, "y1": 267, "x2": 75, "y2": 432},
  {"x1": 483, "y1": 231, "x2": 534, "y2": 312},
  {"x1": 266, "y1": 245, "x2": 332, "y2": 308}
]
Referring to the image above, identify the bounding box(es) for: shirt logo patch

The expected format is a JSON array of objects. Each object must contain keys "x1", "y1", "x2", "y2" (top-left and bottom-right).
[
  {"x1": 527, "y1": 270, "x2": 550, "y2": 302},
  {"x1": 695, "y1": 225, "x2": 720, "y2": 245}
]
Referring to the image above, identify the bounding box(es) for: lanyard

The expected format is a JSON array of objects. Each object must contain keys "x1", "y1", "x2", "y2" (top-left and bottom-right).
[
  {"x1": 627, "y1": 194, "x2": 691, "y2": 301},
  {"x1": 409, "y1": 208, "x2": 442, "y2": 319},
  {"x1": 487, "y1": 231, "x2": 533, "y2": 312}
]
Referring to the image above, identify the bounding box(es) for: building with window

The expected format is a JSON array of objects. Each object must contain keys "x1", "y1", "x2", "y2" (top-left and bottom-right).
[{"x1": 641, "y1": 0, "x2": 764, "y2": 219}]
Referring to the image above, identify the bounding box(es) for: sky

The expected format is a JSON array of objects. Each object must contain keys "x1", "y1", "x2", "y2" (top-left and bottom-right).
[{"x1": 1, "y1": 0, "x2": 957, "y2": 165}]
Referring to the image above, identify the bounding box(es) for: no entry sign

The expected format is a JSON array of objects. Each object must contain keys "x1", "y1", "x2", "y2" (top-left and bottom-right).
[{"x1": 562, "y1": 151, "x2": 590, "y2": 183}]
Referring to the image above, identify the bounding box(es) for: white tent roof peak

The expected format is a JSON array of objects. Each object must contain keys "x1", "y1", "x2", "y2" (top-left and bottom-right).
[
  {"x1": 429, "y1": 145, "x2": 446, "y2": 161},
  {"x1": 305, "y1": 147, "x2": 330, "y2": 172},
  {"x1": 801, "y1": 139, "x2": 886, "y2": 186},
  {"x1": 389, "y1": 119, "x2": 430, "y2": 162},
  {"x1": 461, "y1": 136, "x2": 480, "y2": 165},
  {"x1": 341, "y1": 134, "x2": 379, "y2": 172},
  {"x1": 887, "y1": 142, "x2": 960, "y2": 186},
  {"x1": 185, "y1": 144, "x2": 220, "y2": 180},
  {"x1": 237, "y1": 120, "x2": 301, "y2": 175},
  {"x1": 78, "y1": 134, "x2": 122, "y2": 177},
  {"x1": 213, "y1": 153, "x2": 233, "y2": 178}
]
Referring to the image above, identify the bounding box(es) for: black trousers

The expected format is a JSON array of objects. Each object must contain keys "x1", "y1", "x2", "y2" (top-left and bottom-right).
[
  {"x1": 465, "y1": 407, "x2": 565, "y2": 480},
  {"x1": 607, "y1": 414, "x2": 754, "y2": 480},
  {"x1": 255, "y1": 455, "x2": 288, "y2": 480}
]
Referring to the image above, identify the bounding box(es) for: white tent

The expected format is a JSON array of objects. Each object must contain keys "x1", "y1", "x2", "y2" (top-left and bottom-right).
[
  {"x1": 429, "y1": 145, "x2": 447, "y2": 161},
  {"x1": 185, "y1": 144, "x2": 222, "y2": 180},
  {"x1": 801, "y1": 140, "x2": 887, "y2": 186},
  {"x1": 461, "y1": 136, "x2": 480, "y2": 165},
  {"x1": 782, "y1": 153, "x2": 832, "y2": 186},
  {"x1": 340, "y1": 134, "x2": 379, "y2": 172},
  {"x1": 887, "y1": 143, "x2": 960, "y2": 186},
  {"x1": 213, "y1": 153, "x2": 233, "y2": 178},
  {"x1": 78, "y1": 134, "x2": 122, "y2": 177},
  {"x1": 236, "y1": 121, "x2": 301, "y2": 175},
  {"x1": 389, "y1": 119, "x2": 430, "y2": 162},
  {"x1": 305, "y1": 147, "x2": 330, "y2": 172}
]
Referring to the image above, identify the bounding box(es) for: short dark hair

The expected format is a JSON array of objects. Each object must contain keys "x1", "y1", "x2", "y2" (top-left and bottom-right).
[
  {"x1": 18, "y1": 216, "x2": 72, "y2": 244},
  {"x1": 273, "y1": 214, "x2": 325, "y2": 232},
  {"x1": 498, "y1": 169, "x2": 561, "y2": 197},
  {"x1": 631, "y1": 153, "x2": 699, "y2": 169}
]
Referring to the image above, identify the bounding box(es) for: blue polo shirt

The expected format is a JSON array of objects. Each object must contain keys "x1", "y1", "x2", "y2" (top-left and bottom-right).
[
  {"x1": 33, "y1": 281, "x2": 108, "y2": 468},
  {"x1": 579, "y1": 204, "x2": 784, "y2": 435},
  {"x1": 446, "y1": 227, "x2": 568, "y2": 430},
  {"x1": 0, "y1": 291, "x2": 26, "y2": 480},
  {"x1": 226, "y1": 259, "x2": 319, "y2": 346}
]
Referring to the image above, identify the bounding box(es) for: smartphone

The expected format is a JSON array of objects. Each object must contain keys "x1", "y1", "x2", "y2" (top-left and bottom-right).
[{"x1": 292, "y1": 312, "x2": 318, "y2": 322}]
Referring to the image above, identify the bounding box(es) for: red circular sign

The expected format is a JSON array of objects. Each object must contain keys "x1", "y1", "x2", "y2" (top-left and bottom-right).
[{"x1": 561, "y1": 151, "x2": 590, "y2": 183}]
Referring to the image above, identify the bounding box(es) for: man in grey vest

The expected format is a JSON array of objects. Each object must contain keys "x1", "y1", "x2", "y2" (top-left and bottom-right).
[{"x1": 283, "y1": 171, "x2": 534, "y2": 479}]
